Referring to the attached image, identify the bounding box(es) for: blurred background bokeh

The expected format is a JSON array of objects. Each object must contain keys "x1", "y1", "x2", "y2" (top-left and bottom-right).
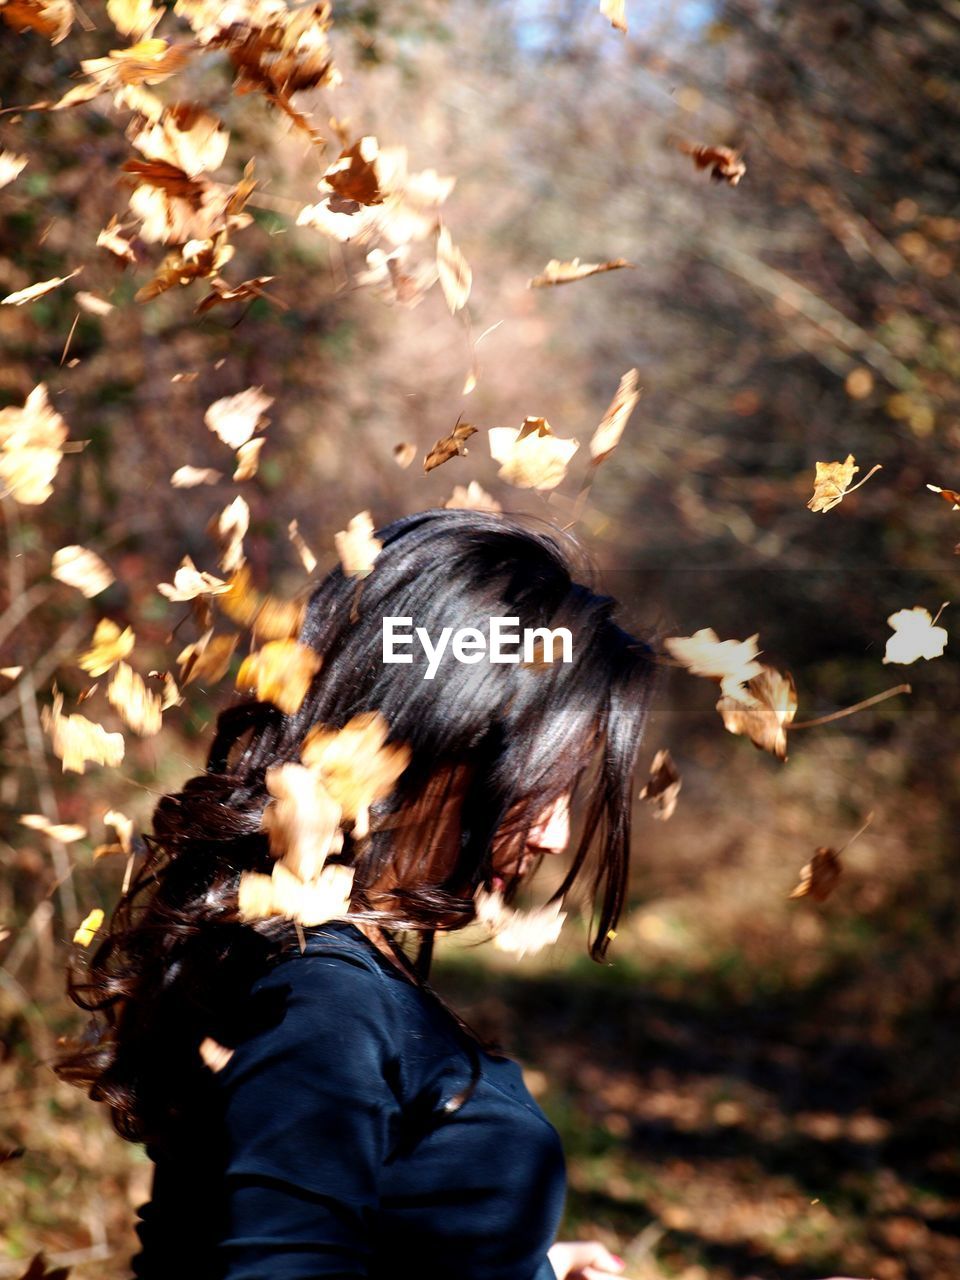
[{"x1": 2, "y1": 1, "x2": 959, "y2": 1276}]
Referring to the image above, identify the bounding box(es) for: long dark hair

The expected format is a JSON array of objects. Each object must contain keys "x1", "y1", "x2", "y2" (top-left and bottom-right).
[{"x1": 54, "y1": 509, "x2": 659, "y2": 1146}]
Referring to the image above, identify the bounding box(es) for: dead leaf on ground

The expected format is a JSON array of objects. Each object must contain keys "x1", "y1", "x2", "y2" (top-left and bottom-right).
[
  {"x1": 639, "y1": 748, "x2": 681, "y2": 820},
  {"x1": 424, "y1": 420, "x2": 477, "y2": 472},
  {"x1": 528, "y1": 257, "x2": 634, "y2": 287}
]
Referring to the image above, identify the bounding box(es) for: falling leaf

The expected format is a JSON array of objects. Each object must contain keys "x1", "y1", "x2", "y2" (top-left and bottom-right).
[
  {"x1": 235, "y1": 639, "x2": 322, "y2": 716},
  {"x1": 1, "y1": 0, "x2": 73, "y2": 44},
  {"x1": 41, "y1": 689, "x2": 125, "y2": 773},
  {"x1": 157, "y1": 555, "x2": 230, "y2": 602},
  {"x1": 1, "y1": 667, "x2": 23, "y2": 680},
  {"x1": 205, "y1": 387, "x2": 273, "y2": 450},
  {"x1": 443, "y1": 480, "x2": 502, "y2": 512},
  {"x1": 107, "y1": 660, "x2": 163, "y2": 736},
  {"x1": 590, "y1": 368, "x2": 640, "y2": 464},
  {"x1": 237, "y1": 860, "x2": 355, "y2": 927},
  {"x1": 97, "y1": 215, "x2": 139, "y2": 265},
  {"x1": 424, "y1": 420, "x2": 477, "y2": 472},
  {"x1": 51, "y1": 545, "x2": 114, "y2": 597},
  {"x1": 0, "y1": 152, "x2": 29, "y2": 189},
  {"x1": 301, "y1": 710, "x2": 411, "y2": 837},
  {"x1": 883, "y1": 605, "x2": 949, "y2": 664},
  {"x1": 135, "y1": 234, "x2": 235, "y2": 302},
  {"x1": 170, "y1": 465, "x2": 223, "y2": 487},
  {"x1": 261, "y1": 762, "x2": 343, "y2": 881},
  {"x1": 107, "y1": 0, "x2": 163, "y2": 38},
  {"x1": 196, "y1": 274, "x2": 276, "y2": 314},
  {"x1": 393, "y1": 442, "x2": 417, "y2": 469},
  {"x1": 0, "y1": 384, "x2": 70, "y2": 505},
  {"x1": 19, "y1": 813, "x2": 87, "y2": 842},
  {"x1": 78, "y1": 618, "x2": 136, "y2": 677},
  {"x1": 789, "y1": 847, "x2": 843, "y2": 903},
  {"x1": 199, "y1": 1036, "x2": 234, "y2": 1072},
  {"x1": 528, "y1": 257, "x2": 634, "y2": 287},
  {"x1": 73, "y1": 907, "x2": 105, "y2": 947},
  {"x1": 95, "y1": 808, "x2": 134, "y2": 858},
  {"x1": 716, "y1": 666, "x2": 798, "y2": 760},
  {"x1": 807, "y1": 454, "x2": 881, "y2": 513},
  {"x1": 208, "y1": 494, "x2": 249, "y2": 575},
  {"x1": 323, "y1": 136, "x2": 383, "y2": 204},
  {"x1": 288, "y1": 520, "x2": 317, "y2": 573},
  {"x1": 335, "y1": 510, "x2": 382, "y2": 578},
  {"x1": 176, "y1": 629, "x2": 238, "y2": 685},
  {"x1": 488, "y1": 417, "x2": 580, "y2": 491},
  {"x1": 639, "y1": 748, "x2": 681, "y2": 820},
  {"x1": 927, "y1": 483, "x2": 960, "y2": 510},
  {"x1": 357, "y1": 246, "x2": 438, "y2": 307},
  {"x1": 2, "y1": 268, "x2": 82, "y2": 308},
  {"x1": 678, "y1": 141, "x2": 746, "y2": 185},
  {"x1": 599, "y1": 0, "x2": 627, "y2": 33},
  {"x1": 436, "y1": 223, "x2": 472, "y2": 313},
  {"x1": 664, "y1": 628, "x2": 764, "y2": 694},
  {"x1": 76, "y1": 290, "x2": 114, "y2": 316},
  {"x1": 233, "y1": 436, "x2": 266, "y2": 481},
  {"x1": 474, "y1": 886, "x2": 566, "y2": 957},
  {"x1": 155, "y1": 670, "x2": 182, "y2": 709}
]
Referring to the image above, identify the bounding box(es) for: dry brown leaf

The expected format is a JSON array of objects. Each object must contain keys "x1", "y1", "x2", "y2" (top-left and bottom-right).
[
  {"x1": 2, "y1": 267, "x2": 82, "y2": 307},
  {"x1": 97, "y1": 215, "x2": 139, "y2": 266},
  {"x1": 235, "y1": 639, "x2": 322, "y2": 716},
  {"x1": 237, "y1": 861, "x2": 355, "y2": 927},
  {"x1": 262, "y1": 762, "x2": 343, "y2": 881},
  {"x1": 170, "y1": 465, "x2": 223, "y2": 487},
  {"x1": 599, "y1": 0, "x2": 627, "y2": 33},
  {"x1": 199, "y1": 1035, "x2": 234, "y2": 1072},
  {"x1": 807, "y1": 454, "x2": 859, "y2": 513},
  {"x1": 107, "y1": 660, "x2": 163, "y2": 736},
  {"x1": 135, "y1": 235, "x2": 234, "y2": 302},
  {"x1": 357, "y1": 246, "x2": 438, "y2": 307},
  {"x1": 443, "y1": 480, "x2": 502, "y2": 512},
  {"x1": 664, "y1": 627, "x2": 764, "y2": 693},
  {"x1": 716, "y1": 665, "x2": 798, "y2": 761},
  {"x1": 288, "y1": 519, "x2": 317, "y2": 573},
  {"x1": 51, "y1": 545, "x2": 114, "y2": 597},
  {"x1": 196, "y1": 275, "x2": 276, "y2": 314},
  {"x1": 323, "y1": 136, "x2": 383, "y2": 205},
  {"x1": 251, "y1": 595, "x2": 306, "y2": 642},
  {"x1": 158, "y1": 554, "x2": 230, "y2": 602},
  {"x1": 19, "y1": 813, "x2": 87, "y2": 842},
  {"x1": 0, "y1": 152, "x2": 29, "y2": 189},
  {"x1": 1, "y1": 667, "x2": 24, "y2": 680},
  {"x1": 639, "y1": 748, "x2": 681, "y2": 820},
  {"x1": 128, "y1": 101, "x2": 229, "y2": 176},
  {"x1": 76, "y1": 290, "x2": 114, "y2": 316},
  {"x1": 883, "y1": 605, "x2": 949, "y2": 664},
  {"x1": 436, "y1": 223, "x2": 472, "y2": 313},
  {"x1": 393, "y1": 442, "x2": 417, "y2": 469},
  {"x1": 789, "y1": 847, "x2": 843, "y2": 903},
  {"x1": 233, "y1": 436, "x2": 267, "y2": 481},
  {"x1": 107, "y1": 0, "x2": 163, "y2": 38},
  {"x1": 424, "y1": 421, "x2": 477, "y2": 473},
  {"x1": 301, "y1": 710, "x2": 410, "y2": 837},
  {"x1": 926, "y1": 483, "x2": 960, "y2": 510},
  {"x1": 335, "y1": 510, "x2": 382, "y2": 579},
  {"x1": 205, "y1": 387, "x2": 273, "y2": 450},
  {"x1": 590, "y1": 368, "x2": 640, "y2": 464},
  {"x1": 1, "y1": 0, "x2": 72, "y2": 42},
  {"x1": 208, "y1": 494, "x2": 249, "y2": 575},
  {"x1": 78, "y1": 618, "x2": 136, "y2": 677},
  {"x1": 73, "y1": 907, "x2": 104, "y2": 947},
  {"x1": 528, "y1": 256, "x2": 633, "y2": 287},
  {"x1": 488, "y1": 418, "x2": 580, "y2": 491},
  {"x1": 474, "y1": 886, "x2": 566, "y2": 957},
  {"x1": 42, "y1": 688, "x2": 125, "y2": 773},
  {"x1": 0, "y1": 384, "x2": 70, "y2": 505},
  {"x1": 679, "y1": 141, "x2": 746, "y2": 185},
  {"x1": 154, "y1": 670, "x2": 182, "y2": 710},
  {"x1": 176, "y1": 629, "x2": 238, "y2": 685}
]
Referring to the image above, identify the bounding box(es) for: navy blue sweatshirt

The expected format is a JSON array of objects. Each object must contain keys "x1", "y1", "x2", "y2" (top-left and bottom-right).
[{"x1": 131, "y1": 921, "x2": 566, "y2": 1279}]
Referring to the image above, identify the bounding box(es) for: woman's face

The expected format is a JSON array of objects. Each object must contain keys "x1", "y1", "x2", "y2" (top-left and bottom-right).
[{"x1": 490, "y1": 791, "x2": 572, "y2": 884}]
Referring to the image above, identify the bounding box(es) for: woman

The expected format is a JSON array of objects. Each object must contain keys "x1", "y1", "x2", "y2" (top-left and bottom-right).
[{"x1": 56, "y1": 507, "x2": 656, "y2": 1280}]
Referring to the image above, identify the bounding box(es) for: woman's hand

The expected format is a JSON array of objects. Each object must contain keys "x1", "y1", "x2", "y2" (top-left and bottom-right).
[{"x1": 547, "y1": 1241, "x2": 629, "y2": 1280}]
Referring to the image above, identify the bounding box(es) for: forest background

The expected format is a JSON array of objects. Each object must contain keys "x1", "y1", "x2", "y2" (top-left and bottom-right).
[{"x1": 1, "y1": 1, "x2": 959, "y2": 1278}]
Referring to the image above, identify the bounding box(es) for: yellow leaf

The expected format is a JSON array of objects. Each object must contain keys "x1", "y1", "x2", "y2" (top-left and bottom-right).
[
  {"x1": 1, "y1": 0, "x2": 73, "y2": 43},
  {"x1": 233, "y1": 437, "x2": 266, "y2": 481},
  {"x1": 664, "y1": 628, "x2": 764, "y2": 691},
  {"x1": 807, "y1": 453, "x2": 859, "y2": 513},
  {"x1": 599, "y1": 0, "x2": 627, "y2": 33},
  {"x1": 237, "y1": 861, "x2": 355, "y2": 927},
  {"x1": 107, "y1": 0, "x2": 163, "y2": 39},
  {"x1": 107, "y1": 660, "x2": 163, "y2": 736},
  {"x1": 73, "y1": 907, "x2": 104, "y2": 947},
  {"x1": 443, "y1": 480, "x2": 502, "y2": 513},
  {"x1": 436, "y1": 223, "x2": 472, "y2": 313},
  {"x1": 301, "y1": 710, "x2": 410, "y2": 835},
  {"x1": 205, "y1": 387, "x2": 272, "y2": 450},
  {"x1": 334, "y1": 510, "x2": 382, "y2": 579},
  {"x1": 0, "y1": 152, "x2": 29, "y2": 190},
  {"x1": 78, "y1": 618, "x2": 136, "y2": 677},
  {"x1": 236, "y1": 639, "x2": 322, "y2": 716},
  {"x1": 51, "y1": 545, "x2": 114, "y2": 598},
  {"x1": 157, "y1": 554, "x2": 230, "y2": 602},
  {"x1": 590, "y1": 368, "x2": 640, "y2": 464},
  {"x1": 170, "y1": 465, "x2": 223, "y2": 487},
  {"x1": 176, "y1": 629, "x2": 238, "y2": 685},
  {"x1": 208, "y1": 494, "x2": 249, "y2": 575},
  {"x1": 0, "y1": 384, "x2": 69, "y2": 506},
  {"x1": 262, "y1": 762, "x2": 343, "y2": 881},
  {"x1": 288, "y1": 520, "x2": 317, "y2": 573},
  {"x1": 474, "y1": 886, "x2": 566, "y2": 957},
  {"x1": 883, "y1": 605, "x2": 949, "y2": 664},
  {"x1": 19, "y1": 813, "x2": 87, "y2": 842},
  {"x1": 41, "y1": 689, "x2": 125, "y2": 774},
  {"x1": 488, "y1": 418, "x2": 580, "y2": 491}
]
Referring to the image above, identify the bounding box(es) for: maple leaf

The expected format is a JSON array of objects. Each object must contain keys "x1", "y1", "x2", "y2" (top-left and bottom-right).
[
  {"x1": 590, "y1": 368, "x2": 640, "y2": 464},
  {"x1": 716, "y1": 666, "x2": 798, "y2": 761},
  {"x1": 51, "y1": 545, "x2": 115, "y2": 597},
  {"x1": 424, "y1": 420, "x2": 477, "y2": 473},
  {"x1": 528, "y1": 257, "x2": 634, "y2": 287},
  {"x1": 236, "y1": 639, "x2": 322, "y2": 716},
  {"x1": 205, "y1": 386, "x2": 273, "y2": 449},
  {"x1": 488, "y1": 417, "x2": 580, "y2": 491},
  {"x1": 335, "y1": 510, "x2": 382, "y2": 578},
  {"x1": 639, "y1": 748, "x2": 681, "y2": 820},
  {"x1": 883, "y1": 605, "x2": 948, "y2": 664},
  {"x1": 679, "y1": 140, "x2": 746, "y2": 185},
  {"x1": 664, "y1": 627, "x2": 764, "y2": 693},
  {"x1": 807, "y1": 453, "x2": 881, "y2": 512},
  {"x1": 443, "y1": 480, "x2": 502, "y2": 513},
  {"x1": 78, "y1": 618, "x2": 136, "y2": 677}
]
